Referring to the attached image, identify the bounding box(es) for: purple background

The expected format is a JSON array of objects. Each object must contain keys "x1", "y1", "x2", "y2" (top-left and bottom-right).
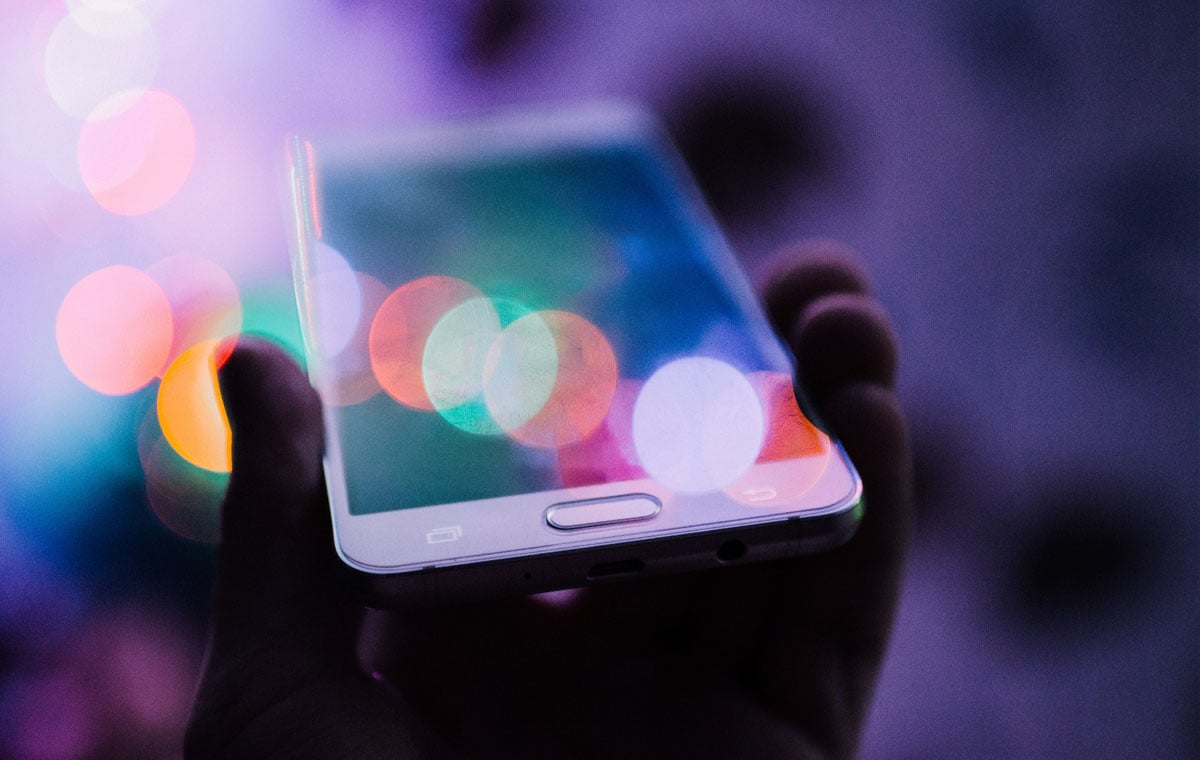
[{"x1": 0, "y1": 1, "x2": 1195, "y2": 757}]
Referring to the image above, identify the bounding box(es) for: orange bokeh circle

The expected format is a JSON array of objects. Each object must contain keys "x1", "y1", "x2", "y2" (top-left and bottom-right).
[{"x1": 157, "y1": 338, "x2": 231, "y2": 473}]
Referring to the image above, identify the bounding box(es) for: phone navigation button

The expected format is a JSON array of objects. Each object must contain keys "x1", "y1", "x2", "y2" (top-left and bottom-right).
[{"x1": 545, "y1": 494, "x2": 661, "y2": 530}]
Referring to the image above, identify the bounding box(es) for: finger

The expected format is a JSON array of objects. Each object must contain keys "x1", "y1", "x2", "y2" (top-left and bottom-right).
[
  {"x1": 569, "y1": 247, "x2": 897, "y2": 672},
  {"x1": 761, "y1": 239, "x2": 871, "y2": 333},
  {"x1": 754, "y1": 383, "x2": 912, "y2": 758},
  {"x1": 788, "y1": 292, "x2": 898, "y2": 405},
  {"x1": 206, "y1": 338, "x2": 359, "y2": 670},
  {"x1": 692, "y1": 288, "x2": 898, "y2": 666},
  {"x1": 188, "y1": 338, "x2": 440, "y2": 759}
]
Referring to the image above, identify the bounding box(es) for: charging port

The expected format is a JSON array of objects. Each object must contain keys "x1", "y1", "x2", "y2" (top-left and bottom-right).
[{"x1": 587, "y1": 559, "x2": 645, "y2": 579}]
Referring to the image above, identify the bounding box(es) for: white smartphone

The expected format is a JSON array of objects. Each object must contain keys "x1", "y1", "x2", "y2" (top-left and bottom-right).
[{"x1": 284, "y1": 104, "x2": 862, "y2": 606}]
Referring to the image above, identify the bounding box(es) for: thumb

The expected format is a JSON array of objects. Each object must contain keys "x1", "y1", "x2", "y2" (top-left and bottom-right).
[
  {"x1": 206, "y1": 337, "x2": 358, "y2": 669},
  {"x1": 188, "y1": 338, "x2": 435, "y2": 758}
]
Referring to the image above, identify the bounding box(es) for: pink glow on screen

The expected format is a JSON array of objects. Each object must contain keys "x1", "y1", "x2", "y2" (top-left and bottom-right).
[
  {"x1": 369, "y1": 275, "x2": 485, "y2": 410},
  {"x1": 500, "y1": 311, "x2": 618, "y2": 449},
  {"x1": 56, "y1": 265, "x2": 173, "y2": 395},
  {"x1": 77, "y1": 88, "x2": 196, "y2": 216},
  {"x1": 558, "y1": 378, "x2": 646, "y2": 487}
]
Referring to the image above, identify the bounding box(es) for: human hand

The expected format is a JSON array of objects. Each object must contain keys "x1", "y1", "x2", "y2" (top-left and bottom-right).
[{"x1": 185, "y1": 242, "x2": 912, "y2": 760}]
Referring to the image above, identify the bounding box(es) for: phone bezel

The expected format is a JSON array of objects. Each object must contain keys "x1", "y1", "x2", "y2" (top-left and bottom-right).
[{"x1": 285, "y1": 103, "x2": 863, "y2": 598}]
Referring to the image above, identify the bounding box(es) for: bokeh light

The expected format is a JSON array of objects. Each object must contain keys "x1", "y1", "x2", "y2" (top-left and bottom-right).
[
  {"x1": 156, "y1": 338, "x2": 231, "y2": 473},
  {"x1": 65, "y1": 2, "x2": 157, "y2": 38},
  {"x1": 319, "y1": 272, "x2": 388, "y2": 406},
  {"x1": 56, "y1": 265, "x2": 173, "y2": 395},
  {"x1": 723, "y1": 371, "x2": 832, "y2": 507},
  {"x1": 482, "y1": 311, "x2": 558, "y2": 437},
  {"x1": 145, "y1": 254, "x2": 241, "y2": 371},
  {"x1": 77, "y1": 88, "x2": 196, "y2": 216},
  {"x1": 632, "y1": 357, "x2": 764, "y2": 494},
  {"x1": 137, "y1": 407, "x2": 224, "y2": 543},
  {"x1": 745, "y1": 371, "x2": 829, "y2": 462},
  {"x1": 42, "y1": 4, "x2": 158, "y2": 119},
  {"x1": 308, "y1": 241, "x2": 361, "y2": 358},
  {"x1": 558, "y1": 378, "x2": 646, "y2": 487},
  {"x1": 0, "y1": 669, "x2": 99, "y2": 760},
  {"x1": 84, "y1": 605, "x2": 200, "y2": 744},
  {"x1": 66, "y1": 0, "x2": 171, "y2": 21},
  {"x1": 423, "y1": 296, "x2": 505, "y2": 435},
  {"x1": 369, "y1": 275, "x2": 484, "y2": 410},
  {"x1": 501, "y1": 311, "x2": 618, "y2": 449},
  {"x1": 239, "y1": 283, "x2": 307, "y2": 362},
  {"x1": 1, "y1": 26, "x2": 92, "y2": 196}
]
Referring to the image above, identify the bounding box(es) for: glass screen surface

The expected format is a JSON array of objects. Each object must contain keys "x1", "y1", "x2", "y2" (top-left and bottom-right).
[{"x1": 305, "y1": 138, "x2": 831, "y2": 515}]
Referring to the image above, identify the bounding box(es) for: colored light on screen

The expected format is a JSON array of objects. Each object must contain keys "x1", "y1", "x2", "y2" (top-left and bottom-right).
[
  {"x1": 137, "y1": 407, "x2": 225, "y2": 543},
  {"x1": 56, "y1": 265, "x2": 173, "y2": 395},
  {"x1": 632, "y1": 357, "x2": 764, "y2": 494},
  {"x1": 482, "y1": 311, "x2": 558, "y2": 436},
  {"x1": 500, "y1": 311, "x2": 618, "y2": 449},
  {"x1": 78, "y1": 88, "x2": 196, "y2": 216},
  {"x1": 558, "y1": 378, "x2": 646, "y2": 487},
  {"x1": 145, "y1": 254, "x2": 242, "y2": 372},
  {"x1": 723, "y1": 371, "x2": 832, "y2": 507},
  {"x1": 308, "y1": 242, "x2": 362, "y2": 358},
  {"x1": 157, "y1": 338, "x2": 231, "y2": 473},
  {"x1": 746, "y1": 371, "x2": 829, "y2": 461},
  {"x1": 319, "y1": 272, "x2": 388, "y2": 406},
  {"x1": 422, "y1": 297, "x2": 506, "y2": 435},
  {"x1": 369, "y1": 276, "x2": 484, "y2": 410},
  {"x1": 42, "y1": 5, "x2": 158, "y2": 119}
]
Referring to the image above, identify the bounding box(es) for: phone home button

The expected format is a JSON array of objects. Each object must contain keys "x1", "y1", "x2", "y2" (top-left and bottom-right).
[{"x1": 545, "y1": 494, "x2": 662, "y2": 530}]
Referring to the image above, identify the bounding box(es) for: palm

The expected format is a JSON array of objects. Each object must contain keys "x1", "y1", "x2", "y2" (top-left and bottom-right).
[{"x1": 370, "y1": 570, "x2": 845, "y2": 759}]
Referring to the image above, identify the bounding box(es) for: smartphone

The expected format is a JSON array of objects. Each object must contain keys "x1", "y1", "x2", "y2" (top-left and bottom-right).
[{"x1": 284, "y1": 104, "x2": 862, "y2": 606}]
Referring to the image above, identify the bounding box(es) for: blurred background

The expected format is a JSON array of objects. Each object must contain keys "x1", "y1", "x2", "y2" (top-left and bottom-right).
[{"x1": 0, "y1": 1, "x2": 1196, "y2": 758}]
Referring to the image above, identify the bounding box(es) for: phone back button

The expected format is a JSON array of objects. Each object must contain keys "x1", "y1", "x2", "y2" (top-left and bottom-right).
[{"x1": 545, "y1": 494, "x2": 662, "y2": 530}]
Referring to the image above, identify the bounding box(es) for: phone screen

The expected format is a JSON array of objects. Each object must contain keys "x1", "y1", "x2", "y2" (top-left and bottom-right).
[{"x1": 300, "y1": 136, "x2": 831, "y2": 516}]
